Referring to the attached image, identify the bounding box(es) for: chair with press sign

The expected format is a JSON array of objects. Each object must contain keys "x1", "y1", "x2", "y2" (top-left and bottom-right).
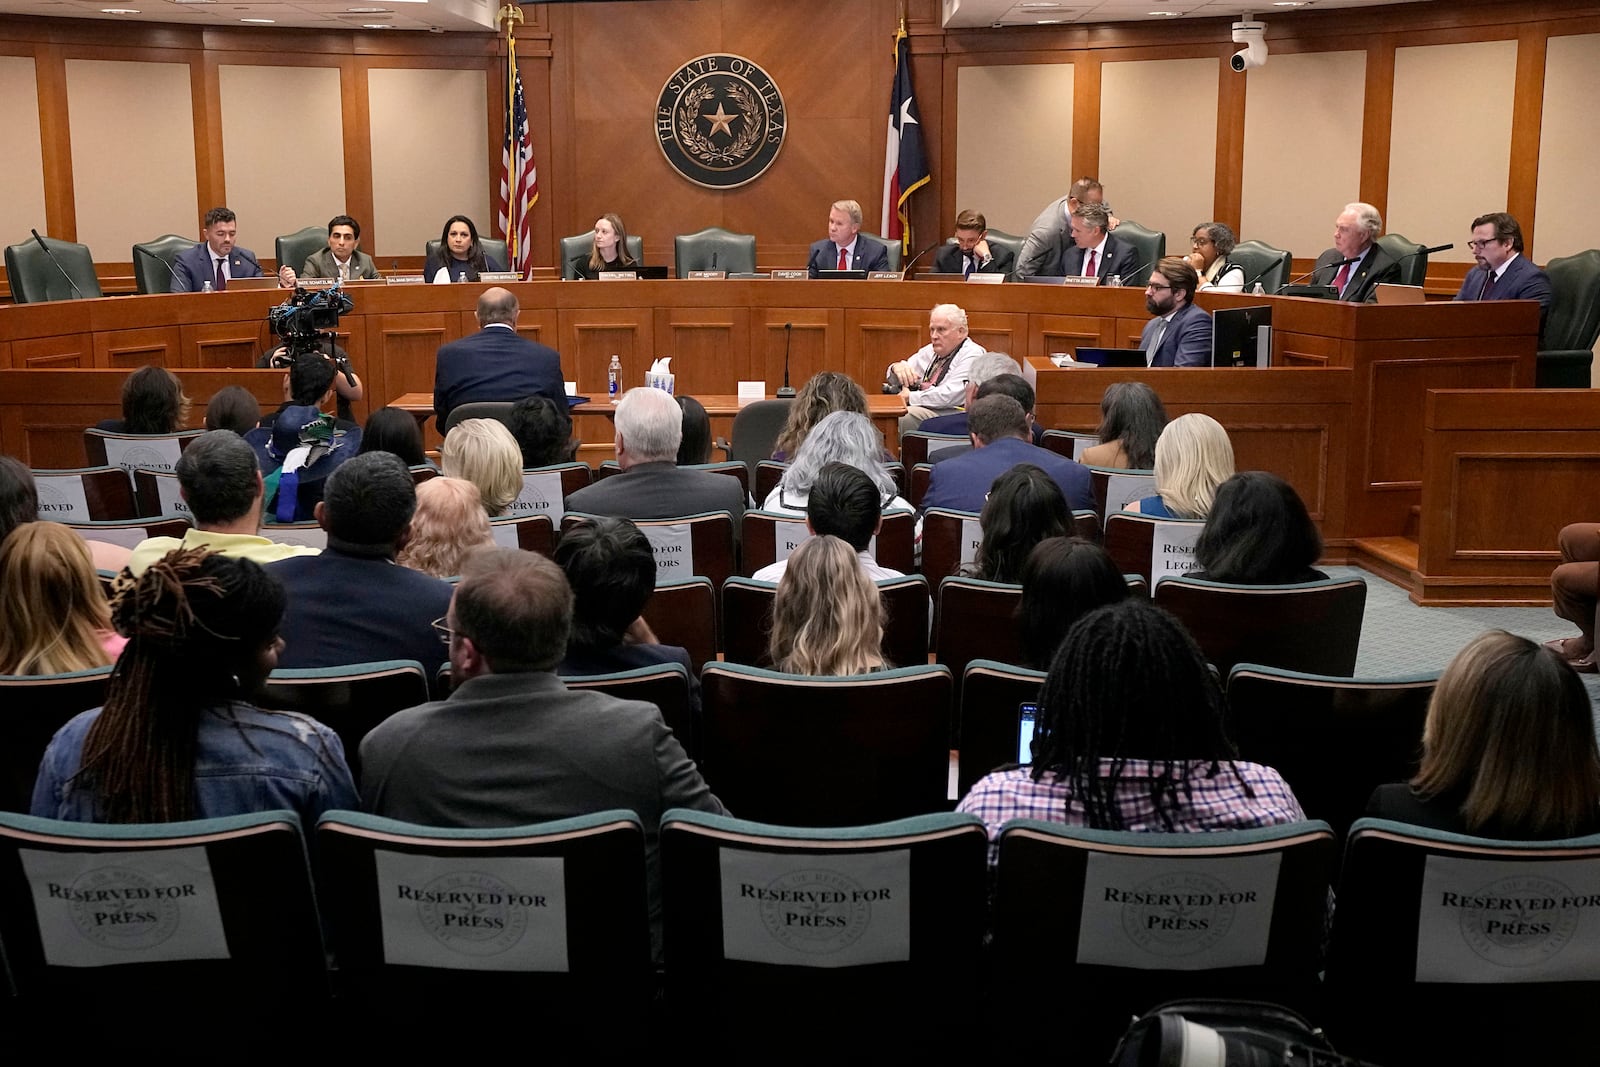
[
  {"x1": 659, "y1": 807, "x2": 988, "y2": 1058},
  {"x1": 0, "y1": 809, "x2": 327, "y2": 1006},
  {"x1": 993, "y1": 819, "x2": 1336, "y2": 1061},
  {"x1": 314, "y1": 809, "x2": 652, "y2": 1019},
  {"x1": 1326, "y1": 819, "x2": 1600, "y2": 1065},
  {"x1": 504, "y1": 462, "x2": 592, "y2": 527},
  {"x1": 1154, "y1": 576, "x2": 1367, "y2": 678},
  {"x1": 29, "y1": 466, "x2": 139, "y2": 523},
  {"x1": 562, "y1": 510, "x2": 736, "y2": 597}
]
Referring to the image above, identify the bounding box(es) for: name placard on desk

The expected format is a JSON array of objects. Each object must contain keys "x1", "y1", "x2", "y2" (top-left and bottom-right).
[
  {"x1": 297, "y1": 277, "x2": 337, "y2": 289},
  {"x1": 868, "y1": 271, "x2": 905, "y2": 281},
  {"x1": 597, "y1": 271, "x2": 638, "y2": 281},
  {"x1": 687, "y1": 270, "x2": 727, "y2": 280},
  {"x1": 771, "y1": 269, "x2": 809, "y2": 280},
  {"x1": 479, "y1": 271, "x2": 520, "y2": 283},
  {"x1": 386, "y1": 275, "x2": 426, "y2": 285}
]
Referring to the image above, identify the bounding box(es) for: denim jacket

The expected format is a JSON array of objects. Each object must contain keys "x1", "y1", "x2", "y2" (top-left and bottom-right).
[{"x1": 32, "y1": 701, "x2": 358, "y2": 826}]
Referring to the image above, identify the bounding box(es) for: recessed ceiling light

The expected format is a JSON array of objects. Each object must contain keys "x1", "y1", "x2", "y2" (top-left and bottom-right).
[
  {"x1": 1148, "y1": 10, "x2": 1181, "y2": 15},
  {"x1": 1273, "y1": 1, "x2": 1308, "y2": 5},
  {"x1": 1035, "y1": 18, "x2": 1064, "y2": 24},
  {"x1": 167, "y1": 1, "x2": 217, "y2": 5},
  {"x1": 239, "y1": 17, "x2": 274, "y2": 22},
  {"x1": 1019, "y1": 2, "x2": 1062, "y2": 7}
]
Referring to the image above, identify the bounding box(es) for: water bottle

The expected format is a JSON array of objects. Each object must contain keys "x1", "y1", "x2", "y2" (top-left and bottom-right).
[
  {"x1": 607, "y1": 354, "x2": 621, "y2": 401},
  {"x1": 1252, "y1": 282, "x2": 1266, "y2": 295},
  {"x1": 457, "y1": 271, "x2": 467, "y2": 284},
  {"x1": 201, "y1": 280, "x2": 213, "y2": 293}
]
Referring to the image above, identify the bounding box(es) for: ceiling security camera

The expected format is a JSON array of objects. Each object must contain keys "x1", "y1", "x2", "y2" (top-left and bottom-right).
[{"x1": 1230, "y1": 19, "x2": 1267, "y2": 72}]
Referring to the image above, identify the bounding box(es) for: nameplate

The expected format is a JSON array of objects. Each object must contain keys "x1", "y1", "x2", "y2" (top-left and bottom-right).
[
  {"x1": 1151, "y1": 521, "x2": 1204, "y2": 587},
  {"x1": 719, "y1": 847, "x2": 911, "y2": 968},
  {"x1": 771, "y1": 269, "x2": 809, "y2": 280},
  {"x1": 737, "y1": 381, "x2": 766, "y2": 402},
  {"x1": 386, "y1": 275, "x2": 426, "y2": 285},
  {"x1": 1061, "y1": 274, "x2": 1101, "y2": 287},
  {"x1": 479, "y1": 271, "x2": 520, "y2": 283},
  {"x1": 596, "y1": 271, "x2": 637, "y2": 281},
  {"x1": 32, "y1": 476, "x2": 92, "y2": 522},
  {"x1": 687, "y1": 270, "x2": 727, "y2": 280},
  {"x1": 966, "y1": 272, "x2": 1004, "y2": 284},
  {"x1": 868, "y1": 271, "x2": 905, "y2": 281},
  {"x1": 297, "y1": 277, "x2": 337, "y2": 290}
]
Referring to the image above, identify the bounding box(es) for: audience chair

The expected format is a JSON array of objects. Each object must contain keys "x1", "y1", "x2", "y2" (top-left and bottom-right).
[
  {"x1": 564, "y1": 511, "x2": 736, "y2": 594},
  {"x1": 274, "y1": 226, "x2": 326, "y2": 278},
  {"x1": 920, "y1": 507, "x2": 982, "y2": 584},
  {"x1": 857, "y1": 232, "x2": 902, "y2": 272},
  {"x1": 1103, "y1": 511, "x2": 1205, "y2": 588},
  {"x1": 0, "y1": 666, "x2": 113, "y2": 813},
  {"x1": 1111, "y1": 220, "x2": 1166, "y2": 276},
  {"x1": 593, "y1": 460, "x2": 747, "y2": 498},
  {"x1": 1538, "y1": 248, "x2": 1600, "y2": 387},
  {"x1": 410, "y1": 464, "x2": 438, "y2": 485},
  {"x1": 1375, "y1": 232, "x2": 1427, "y2": 288},
  {"x1": 440, "y1": 400, "x2": 515, "y2": 436},
  {"x1": 698, "y1": 663, "x2": 952, "y2": 826},
  {"x1": 899, "y1": 429, "x2": 969, "y2": 468},
  {"x1": 63, "y1": 516, "x2": 190, "y2": 550},
  {"x1": 558, "y1": 232, "x2": 645, "y2": 278},
  {"x1": 933, "y1": 577, "x2": 1025, "y2": 709},
  {"x1": 720, "y1": 574, "x2": 929, "y2": 671},
  {"x1": 673, "y1": 226, "x2": 757, "y2": 276},
  {"x1": 957, "y1": 660, "x2": 1045, "y2": 798},
  {"x1": 424, "y1": 238, "x2": 510, "y2": 272},
  {"x1": 255, "y1": 659, "x2": 431, "y2": 780},
  {"x1": 1154, "y1": 576, "x2": 1367, "y2": 678},
  {"x1": 563, "y1": 662, "x2": 697, "y2": 760},
  {"x1": 1090, "y1": 466, "x2": 1156, "y2": 523},
  {"x1": 30, "y1": 465, "x2": 139, "y2": 522},
  {"x1": 1327, "y1": 819, "x2": 1600, "y2": 1065},
  {"x1": 255, "y1": 520, "x2": 327, "y2": 550},
  {"x1": 640, "y1": 576, "x2": 717, "y2": 675},
  {"x1": 132, "y1": 468, "x2": 189, "y2": 520},
  {"x1": 995, "y1": 819, "x2": 1337, "y2": 1060},
  {"x1": 5, "y1": 235, "x2": 102, "y2": 303},
  {"x1": 132, "y1": 234, "x2": 195, "y2": 295},
  {"x1": 1227, "y1": 664, "x2": 1435, "y2": 843},
  {"x1": 314, "y1": 809, "x2": 651, "y2": 1016},
  {"x1": 908, "y1": 461, "x2": 933, "y2": 509},
  {"x1": 739, "y1": 508, "x2": 914, "y2": 576},
  {"x1": 507, "y1": 462, "x2": 591, "y2": 524},
  {"x1": 1040, "y1": 428, "x2": 1097, "y2": 462},
  {"x1": 660, "y1": 808, "x2": 988, "y2": 1057},
  {"x1": 489, "y1": 513, "x2": 555, "y2": 557},
  {"x1": 0, "y1": 810, "x2": 326, "y2": 1004},
  {"x1": 752, "y1": 459, "x2": 786, "y2": 503},
  {"x1": 1229, "y1": 239, "x2": 1293, "y2": 294},
  {"x1": 717, "y1": 399, "x2": 791, "y2": 482},
  {"x1": 83, "y1": 428, "x2": 203, "y2": 478}
]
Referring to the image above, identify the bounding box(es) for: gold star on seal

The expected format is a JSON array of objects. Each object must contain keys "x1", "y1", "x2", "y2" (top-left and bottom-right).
[{"x1": 702, "y1": 101, "x2": 737, "y2": 138}]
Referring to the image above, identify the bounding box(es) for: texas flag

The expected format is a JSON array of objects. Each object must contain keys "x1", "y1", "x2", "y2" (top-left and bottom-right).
[{"x1": 881, "y1": 19, "x2": 930, "y2": 254}]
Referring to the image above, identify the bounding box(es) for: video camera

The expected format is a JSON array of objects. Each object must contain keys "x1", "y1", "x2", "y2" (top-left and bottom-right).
[{"x1": 267, "y1": 285, "x2": 354, "y2": 359}]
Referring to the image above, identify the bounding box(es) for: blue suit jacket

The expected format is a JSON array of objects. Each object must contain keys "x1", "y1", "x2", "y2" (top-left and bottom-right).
[
  {"x1": 1060, "y1": 234, "x2": 1143, "y2": 283},
  {"x1": 807, "y1": 237, "x2": 890, "y2": 277},
  {"x1": 1454, "y1": 254, "x2": 1552, "y2": 338},
  {"x1": 1140, "y1": 302, "x2": 1213, "y2": 367},
  {"x1": 171, "y1": 242, "x2": 264, "y2": 293},
  {"x1": 921, "y1": 435, "x2": 1094, "y2": 514},
  {"x1": 432, "y1": 326, "x2": 565, "y2": 428}
]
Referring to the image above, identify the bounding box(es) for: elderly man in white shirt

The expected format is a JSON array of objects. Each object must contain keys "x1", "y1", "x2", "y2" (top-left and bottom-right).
[{"x1": 886, "y1": 302, "x2": 986, "y2": 435}]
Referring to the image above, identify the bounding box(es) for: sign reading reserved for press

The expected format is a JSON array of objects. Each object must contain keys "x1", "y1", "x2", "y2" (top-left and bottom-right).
[{"x1": 718, "y1": 848, "x2": 911, "y2": 968}]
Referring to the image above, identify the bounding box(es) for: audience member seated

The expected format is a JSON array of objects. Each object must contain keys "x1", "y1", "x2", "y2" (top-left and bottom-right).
[
  {"x1": 565, "y1": 387, "x2": 746, "y2": 524},
  {"x1": 31, "y1": 548, "x2": 357, "y2": 824},
  {"x1": 508, "y1": 395, "x2": 575, "y2": 469},
  {"x1": 0, "y1": 522, "x2": 124, "y2": 676},
  {"x1": 677, "y1": 396, "x2": 712, "y2": 465},
  {"x1": 763, "y1": 411, "x2": 909, "y2": 517},
  {"x1": 204, "y1": 385, "x2": 262, "y2": 435},
  {"x1": 1081, "y1": 382, "x2": 1167, "y2": 470},
  {"x1": 917, "y1": 352, "x2": 1023, "y2": 440},
  {"x1": 245, "y1": 353, "x2": 363, "y2": 522},
  {"x1": 752, "y1": 462, "x2": 902, "y2": 582},
  {"x1": 1548, "y1": 522, "x2": 1598, "y2": 673},
  {"x1": 431, "y1": 287, "x2": 565, "y2": 427},
  {"x1": 769, "y1": 535, "x2": 888, "y2": 676},
  {"x1": 957, "y1": 598, "x2": 1305, "y2": 865},
  {"x1": 1190, "y1": 472, "x2": 1328, "y2": 584},
  {"x1": 927, "y1": 373, "x2": 1045, "y2": 462},
  {"x1": 440, "y1": 417, "x2": 522, "y2": 517},
  {"x1": 569, "y1": 213, "x2": 639, "y2": 279},
  {"x1": 1367, "y1": 631, "x2": 1600, "y2": 838},
  {"x1": 886, "y1": 303, "x2": 987, "y2": 433},
  {"x1": 1018, "y1": 537, "x2": 1129, "y2": 669},
  {"x1": 359, "y1": 406, "x2": 430, "y2": 468},
  {"x1": 1188, "y1": 221, "x2": 1246, "y2": 292},
  {"x1": 0, "y1": 456, "x2": 129, "y2": 572},
  {"x1": 922, "y1": 395, "x2": 1094, "y2": 514},
  {"x1": 553, "y1": 517, "x2": 701, "y2": 713},
  {"x1": 95, "y1": 364, "x2": 190, "y2": 434},
  {"x1": 268, "y1": 452, "x2": 454, "y2": 678},
  {"x1": 1126, "y1": 412, "x2": 1234, "y2": 519},
  {"x1": 424, "y1": 214, "x2": 502, "y2": 284},
  {"x1": 131, "y1": 431, "x2": 322, "y2": 575},
  {"x1": 358, "y1": 546, "x2": 725, "y2": 955},
  {"x1": 395, "y1": 477, "x2": 493, "y2": 579},
  {"x1": 967, "y1": 464, "x2": 1071, "y2": 584},
  {"x1": 772, "y1": 371, "x2": 870, "y2": 462}
]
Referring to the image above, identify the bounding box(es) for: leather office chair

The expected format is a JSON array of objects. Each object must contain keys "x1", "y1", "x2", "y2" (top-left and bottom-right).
[
  {"x1": 132, "y1": 234, "x2": 196, "y2": 295},
  {"x1": 1111, "y1": 219, "x2": 1166, "y2": 278},
  {"x1": 5, "y1": 235, "x2": 102, "y2": 303},
  {"x1": 1375, "y1": 232, "x2": 1427, "y2": 287},
  {"x1": 1538, "y1": 248, "x2": 1600, "y2": 388},
  {"x1": 559, "y1": 232, "x2": 645, "y2": 278},
  {"x1": 858, "y1": 231, "x2": 901, "y2": 271},
  {"x1": 673, "y1": 226, "x2": 757, "y2": 276},
  {"x1": 716, "y1": 398, "x2": 791, "y2": 482},
  {"x1": 440, "y1": 400, "x2": 516, "y2": 435},
  {"x1": 274, "y1": 225, "x2": 327, "y2": 277},
  {"x1": 982, "y1": 227, "x2": 1025, "y2": 274},
  {"x1": 424, "y1": 237, "x2": 511, "y2": 272},
  {"x1": 0, "y1": 666, "x2": 112, "y2": 812},
  {"x1": 1228, "y1": 239, "x2": 1293, "y2": 293},
  {"x1": 256, "y1": 659, "x2": 432, "y2": 777}
]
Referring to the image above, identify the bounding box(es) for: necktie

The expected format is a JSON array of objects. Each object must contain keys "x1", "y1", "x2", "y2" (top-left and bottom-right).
[
  {"x1": 214, "y1": 258, "x2": 227, "y2": 291},
  {"x1": 1147, "y1": 318, "x2": 1167, "y2": 363},
  {"x1": 1085, "y1": 250, "x2": 1098, "y2": 279},
  {"x1": 964, "y1": 254, "x2": 975, "y2": 280},
  {"x1": 1333, "y1": 260, "x2": 1352, "y2": 294},
  {"x1": 1479, "y1": 270, "x2": 1497, "y2": 300},
  {"x1": 837, "y1": 247, "x2": 848, "y2": 270}
]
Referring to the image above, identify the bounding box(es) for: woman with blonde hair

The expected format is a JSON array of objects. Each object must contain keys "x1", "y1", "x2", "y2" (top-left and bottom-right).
[
  {"x1": 1126, "y1": 412, "x2": 1234, "y2": 519},
  {"x1": 570, "y1": 213, "x2": 639, "y2": 279},
  {"x1": 397, "y1": 477, "x2": 494, "y2": 579},
  {"x1": 0, "y1": 522, "x2": 124, "y2": 676},
  {"x1": 768, "y1": 535, "x2": 886, "y2": 676},
  {"x1": 1368, "y1": 631, "x2": 1600, "y2": 839},
  {"x1": 441, "y1": 417, "x2": 523, "y2": 516},
  {"x1": 772, "y1": 371, "x2": 870, "y2": 461}
]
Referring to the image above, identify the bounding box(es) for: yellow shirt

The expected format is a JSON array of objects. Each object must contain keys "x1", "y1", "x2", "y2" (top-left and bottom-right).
[{"x1": 127, "y1": 528, "x2": 320, "y2": 575}]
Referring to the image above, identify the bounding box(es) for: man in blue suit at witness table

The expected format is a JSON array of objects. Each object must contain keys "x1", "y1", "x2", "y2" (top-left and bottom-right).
[
  {"x1": 921, "y1": 393, "x2": 1094, "y2": 515},
  {"x1": 806, "y1": 199, "x2": 890, "y2": 277},
  {"x1": 432, "y1": 287, "x2": 566, "y2": 429},
  {"x1": 1453, "y1": 211, "x2": 1553, "y2": 341},
  {"x1": 171, "y1": 205, "x2": 295, "y2": 292},
  {"x1": 1139, "y1": 257, "x2": 1212, "y2": 368}
]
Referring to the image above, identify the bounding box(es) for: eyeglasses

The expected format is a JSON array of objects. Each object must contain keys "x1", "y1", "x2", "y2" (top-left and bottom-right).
[
  {"x1": 1466, "y1": 238, "x2": 1504, "y2": 251},
  {"x1": 1146, "y1": 282, "x2": 1174, "y2": 292},
  {"x1": 1191, "y1": 236, "x2": 1213, "y2": 246},
  {"x1": 431, "y1": 617, "x2": 457, "y2": 645}
]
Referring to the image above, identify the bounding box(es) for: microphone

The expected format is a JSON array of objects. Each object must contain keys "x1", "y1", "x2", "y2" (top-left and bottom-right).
[
  {"x1": 141, "y1": 246, "x2": 184, "y2": 293},
  {"x1": 1112, "y1": 258, "x2": 1149, "y2": 288},
  {"x1": 30, "y1": 229, "x2": 84, "y2": 300},
  {"x1": 1392, "y1": 242, "x2": 1454, "y2": 265},
  {"x1": 899, "y1": 241, "x2": 942, "y2": 277},
  {"x1": 777, "y1": 322, "x2": 796, "y2": 398},
  {"x1": 711, "y1": 251, "x2": 718, "y2": 271},
  {"x1": 1275, "y1": 256, "x2": 1356, "y2": 294}
]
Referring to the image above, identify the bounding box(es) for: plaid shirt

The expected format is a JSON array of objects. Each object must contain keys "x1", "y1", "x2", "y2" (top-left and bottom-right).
[{"x1": 956, "y1": 760, "x2": 1306, "y2": 867}]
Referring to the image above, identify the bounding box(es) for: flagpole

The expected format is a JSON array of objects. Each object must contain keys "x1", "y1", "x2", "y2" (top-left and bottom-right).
[{"x1": 498, "y1": 4, "x2": 524, "y2": 268}]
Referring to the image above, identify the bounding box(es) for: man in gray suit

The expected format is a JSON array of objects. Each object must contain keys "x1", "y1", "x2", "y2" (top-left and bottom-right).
[
  {"x1": 298, "y1": 215, "x2": 381, "y2": 281},
  {"x1": 1015, "y1": 177, "x2": 1121, "y2": 279},
  {"x1": 564, "y1": 386, "x2": 746, "y2": 524},
  {"x1": 359, "y1": 546, "x2": 726, "y2": 954}
]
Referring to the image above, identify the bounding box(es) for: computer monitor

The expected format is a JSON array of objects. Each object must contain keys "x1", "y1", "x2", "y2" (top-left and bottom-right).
[{"x1": 1211, "y1": 304, "x2": 1273, "y2": 368}]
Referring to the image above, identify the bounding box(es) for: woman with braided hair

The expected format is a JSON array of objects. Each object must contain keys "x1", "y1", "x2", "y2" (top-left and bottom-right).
[
  {"x1": 957, "y1": 598, "x2": 1303, "y2": 865},
  {"x1": 31, "y1": 548, "x2": 356, "y2": 825}
]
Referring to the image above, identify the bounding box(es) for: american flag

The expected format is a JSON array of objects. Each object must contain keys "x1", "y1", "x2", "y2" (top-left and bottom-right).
[{"x1": 497, "y1": 46, "x2": 538, "y2": 280}]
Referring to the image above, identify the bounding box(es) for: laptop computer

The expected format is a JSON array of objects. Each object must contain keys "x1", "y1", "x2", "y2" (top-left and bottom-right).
[
  {"x1": 226, "y1": 277, "x2": 281, "y2": 291},
  {"x1": 1072, "y1": 347, "x2": 1148, "y2": 368},
  {"x1": 815, "y1": 268, "x2": 868, "y2": 280},
  {"x1": 1375, "y1": 283, "x2": 1426, "y2": 305}
]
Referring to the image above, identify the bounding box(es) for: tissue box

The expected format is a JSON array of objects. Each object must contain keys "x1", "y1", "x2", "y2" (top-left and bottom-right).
[{"x1": 646, "y1": 371, "x2": 675, "y2": 395}]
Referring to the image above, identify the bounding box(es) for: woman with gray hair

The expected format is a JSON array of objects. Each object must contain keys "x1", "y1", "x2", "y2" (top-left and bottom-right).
[
  {"x1": 761, "y1": 411, "x2": 911, "y2": 517},
  {"x1": 1187, "y1": 221, "x2": 1245, "y2": 292}
]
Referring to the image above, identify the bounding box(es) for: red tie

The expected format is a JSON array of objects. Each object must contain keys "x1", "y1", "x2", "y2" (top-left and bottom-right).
[
  {"x1": 1084, "y1": 250, "x2": 1097, "y2": 279},
  {"x1": 837, "y1": 247, "x2": 848, "y2": 270},
  {"x1": 1333, "y1": 261, "x2": 1352, "y2": 294}
]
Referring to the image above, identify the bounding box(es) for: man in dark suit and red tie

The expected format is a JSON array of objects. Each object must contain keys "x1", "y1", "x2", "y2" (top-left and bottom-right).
[
  {"x1": 806, "y1": 199, "x2": 891, "y2": 277},
  {"x1": 1059, "y1": 202, "x2": 1141, "y2": 284},
  {"x1": 171, "y1": 206, "x2": 296, "y2": 292},
  {"x1": 1311, "y1": 202, "x2": 1402, "y2": 303},
  {"x1": 1453, "y1": 211, "x2": 1552, "y2": 339}
]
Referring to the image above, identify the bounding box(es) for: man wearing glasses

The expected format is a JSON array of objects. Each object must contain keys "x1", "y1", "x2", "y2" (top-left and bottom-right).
[
  {"x1": 1454, "y1": 212, "x2": 1552, "y2": 338},
  {"x1": 1139, "y1": 257, "x2": 1212, "y2": 367},
  {"x1": 1312, "y1": 201, "x2": 1402, "y2": 302}
]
